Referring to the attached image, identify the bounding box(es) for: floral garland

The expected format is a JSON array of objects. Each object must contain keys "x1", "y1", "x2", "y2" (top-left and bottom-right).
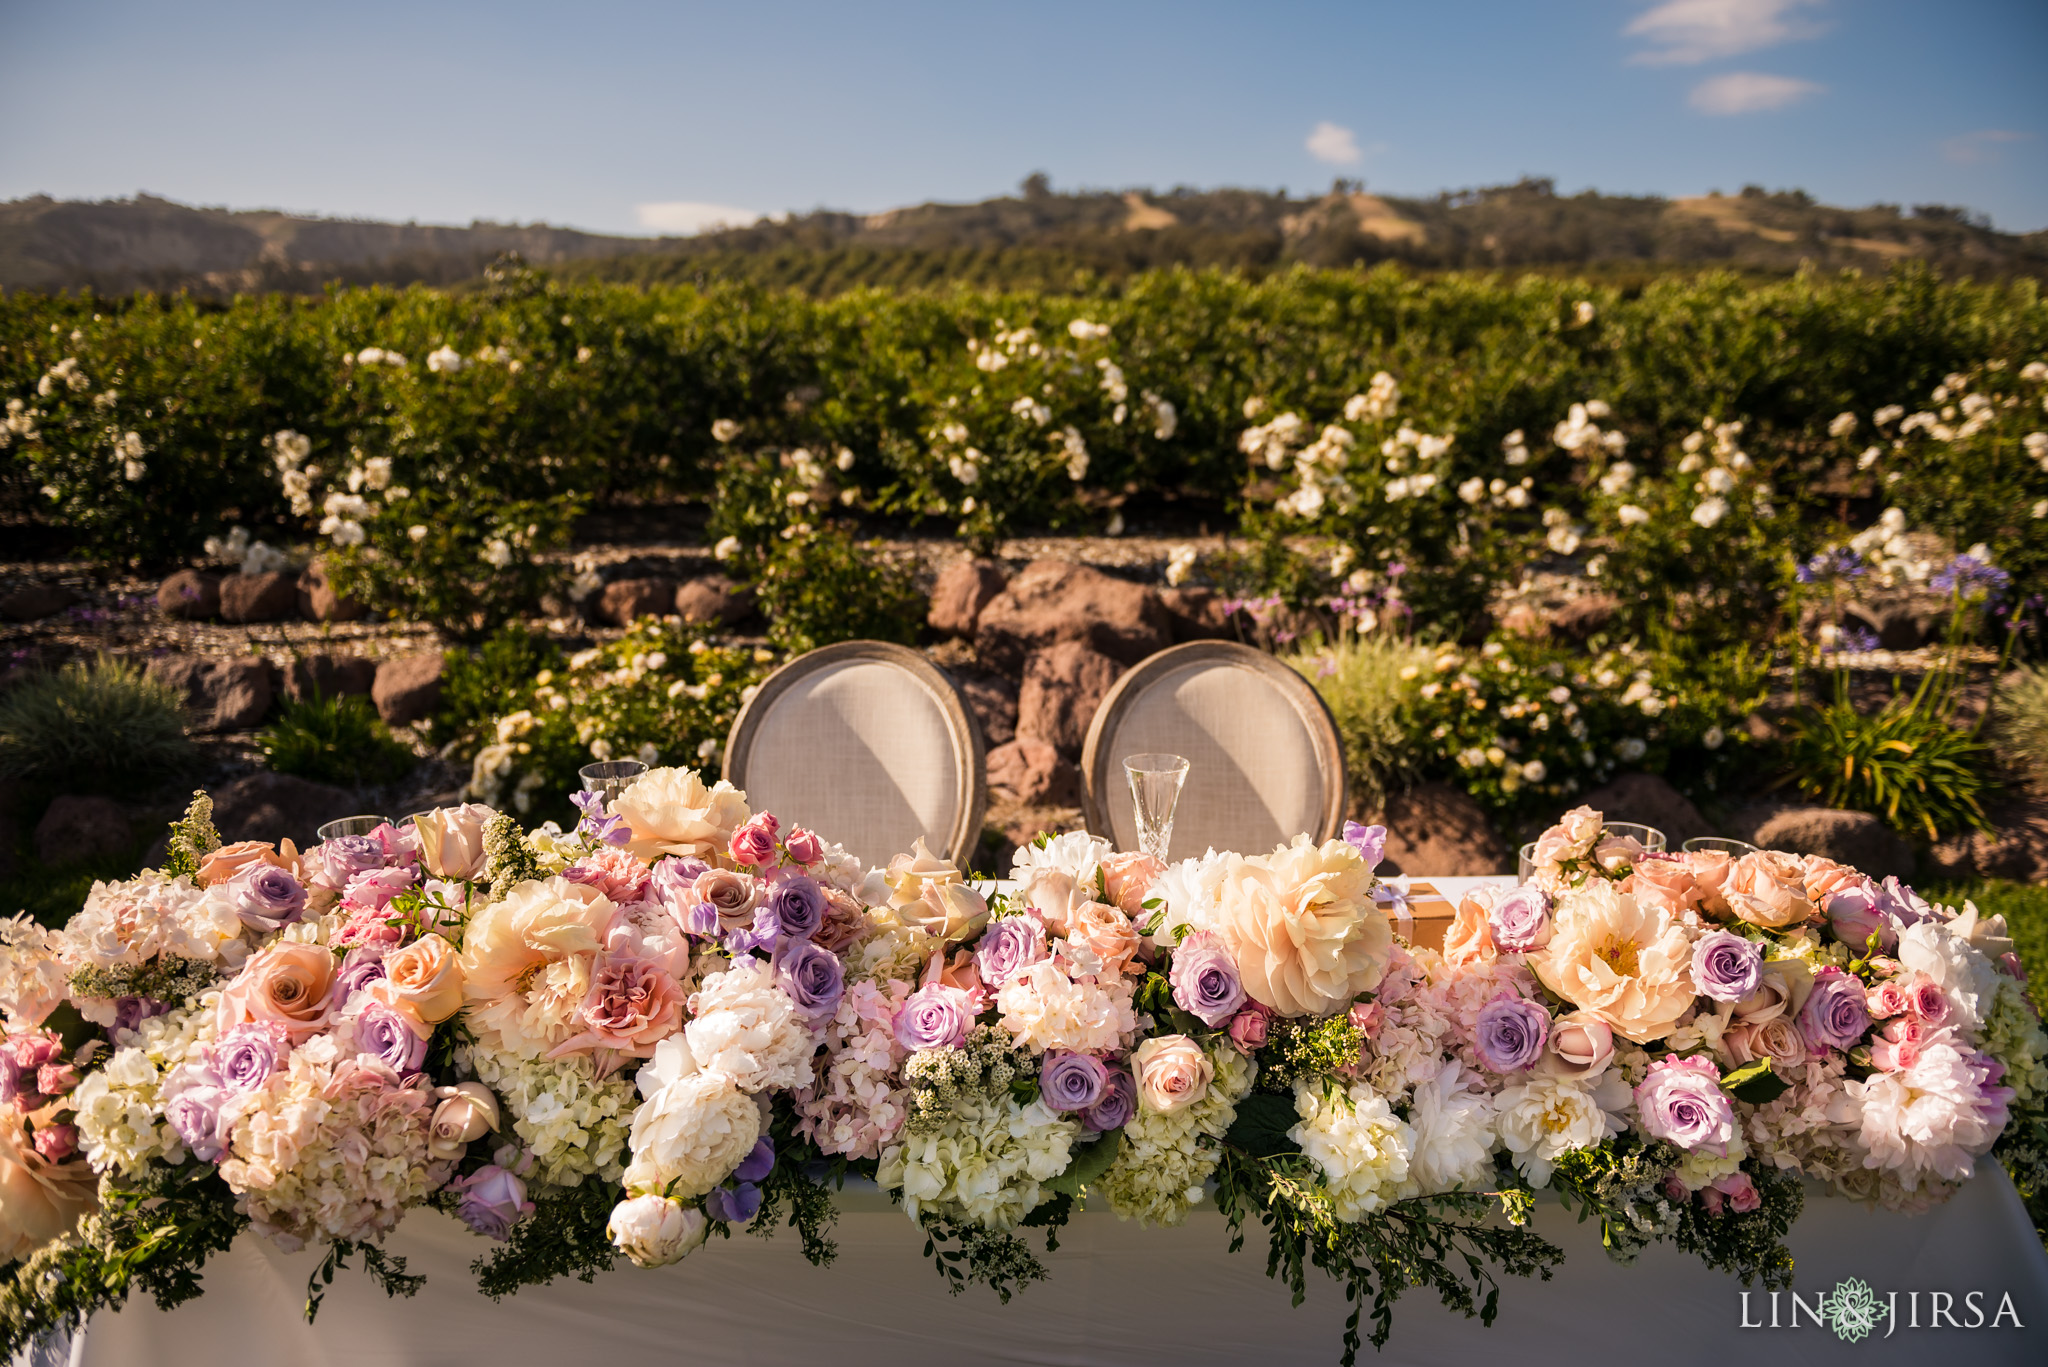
[{"x1": 0, "y1": 782, "x2": 2041, "y2": 1365}]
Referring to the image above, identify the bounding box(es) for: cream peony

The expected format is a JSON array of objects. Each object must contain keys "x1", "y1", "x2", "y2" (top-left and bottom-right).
[
  {"x1": 613, "y1": 767, "x2": 751, "y2": 862},
  {"x1": 1528, "y1": 881, "x2": 1695, "y2": 1043},
  {"x1": 683, "y1": 957, "x2": 816, "y2": 1093},
  {"x1": 1494, "y1": 1075, "x2": 1625, "y2": 1185},
  {"x1": 459, "y1": 877, "x2": 615, "y2": 1054},
  {"x1": 1209, "y1": 837, "x2": 1389, "y2": 1018},
  {"x1": 608, "y1": 1193, "x2": 709, "y2": 1267},
  {"x1": 620, "y1": 1035, "x2": 763, "y2": 1198}
]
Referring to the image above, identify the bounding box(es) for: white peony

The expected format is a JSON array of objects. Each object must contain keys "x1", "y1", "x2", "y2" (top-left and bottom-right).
[
  {"x1": 684, "y1": 957, "x2": 817, "y2": 1094},
  {"x1": 608, "y1": 1193, "x2": 709, "y2": 1267},
  {"x1": 1845, "y1": 1032, "x2": 2007, "y2": 1191},
  {"x1": 1896, "y1": 912, "x2": 2000, "y2": 1035},
  {"x1": 1494, "y1": 1074, "x2": 1625, "y2": 1186},
  {"x1": 620, "y1": 1035, "x2": 763, "y2": 1199},
  {"x1": 1406, "y1": 1061, "x2": 1500, "y2": 1195}
]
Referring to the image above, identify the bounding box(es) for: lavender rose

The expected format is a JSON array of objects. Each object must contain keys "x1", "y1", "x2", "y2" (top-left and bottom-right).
[
  {"x1": 1474, "y1": 996, "x2": 1549, "y2": 1072},
  {"x1": 353, "y1": 1001, "x2": 427, "y2": 1073},
  {"x1": 1040, "y1": 1051, "x2": 1110, "y2": 1112},
  {"x1": 766, "y1": 875, "x2": 827, "y2": 941},
  {"x1": 975, "y1": 916, "x2": 1048, "y2": 986},
  {"x1": 1798, "y1": 966, "x2": 1872, "y2": 1052},
  {"x1": 893, "y1": 983, "x2": 973, "y2": 1052},
  {"x1": 230, "y1": 865, "x2": 308, "y2": 933},
  {"x1": 1487, "y1": 886, "x2": 1553, "y2": 953},
  {"x1": 164, "y1": 1086, "x2": 228, "y2": 1163},
  {"x1": 1167, "y1": 932, "x2": 1246, "y2": 1027},
  {"x1": 450, "y1": 1165, "x2": 534, "y2": 1241},
  {"x1": 775, "y1": 940, "x2": 844, "y2": 1023},
  {"x1": 1080, "y1": 1066, "x2": 1137, "y2": 1132},
  {"x1": 212, "y1": 1024, "x2": 285, "y2": 1092},
  {"x1": 1690, "y1": 931, "x2": 1764, "y2": 1003},
  {"x1": 329, "y1": 947, "x2": 388, "y2": 1008},
  {"x1": 317, "y1": 835, "x2": 384, "y2": 888},
  {"x1": 1634, "y1": 1054, "x2": 1735, "y2": 1153}
]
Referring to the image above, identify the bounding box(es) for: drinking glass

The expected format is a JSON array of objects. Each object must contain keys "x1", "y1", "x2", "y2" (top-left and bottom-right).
[
  {"x1": 1683, "y1": 836, "x2": 1759, "y2": 857},
  {"x1": 1604, "y1": 822, "x2": 1668, "y2": 853},
  {"x1": 316, "y1": 815, "x2": 388, "y2": 842},
  {"x1": 403, "y1": 810, "x2": 439, "y2": 828},
  {"x1": 579, "y1": 759, "x2": 649, "y2": 809},
  {"x1": 1123, "y1": 753, "x2": 1190, "y2": 863},
  {"x1": 1517, "y1": 841, "x2": 1540, "y2": 885}
]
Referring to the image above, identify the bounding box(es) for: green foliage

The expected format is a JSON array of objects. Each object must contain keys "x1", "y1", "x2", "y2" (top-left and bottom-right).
[
  {"x1": 1255, "y1": 1016, "x2": 1370, "y2": 1095},
  {"x1": 1782, "y1": 676, "x2": 1995, "y2": 841},
  {"x1": 1666, "y1": 1166, "x2": 1804, "y2": 1288},
  {"x1": 0, "y1": 656, "x2": 194, "y2": 786},
  {"x1": 1284, "y1": 634, "x2": 1430, "y2": 815},
  {"x1": 468, "y1": 1177, "x2": 618, "y2": 1299},
  {"x1": 160, "y1": 790, "x2": 219, "y2": 881},
  {"x1": 258, "y1": 693, "x2": 417, "y2": 788},
  {"x1": 751, "y1": 524, "x2": 923, "y2": 656},
  {"x1": 1992, "y1": 664, "x2": 2048, "y2": 792},
  {"x1": 914, "y1": 1213, "x2": 1051, "y2": 1303}
]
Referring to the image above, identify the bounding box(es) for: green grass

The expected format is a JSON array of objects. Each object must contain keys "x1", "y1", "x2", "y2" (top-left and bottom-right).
[
  {"x1": 0, "y1": 656, "x2": 195, "y2": 788},
  {"x1": 1286, "y1": 634, "x2": 1430, "y2": 817},
  {"x1": 1992, "y1": 664, "x2": 2048, "y2": 794},
  {"x1": 258, "y1": 693, "x2": 418, "y2": 789}
]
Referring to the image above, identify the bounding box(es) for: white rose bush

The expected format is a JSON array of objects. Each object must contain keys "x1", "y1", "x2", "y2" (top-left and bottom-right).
[{"x1": 0, "y1": 784, "x2": 2042, "y2": 1366}]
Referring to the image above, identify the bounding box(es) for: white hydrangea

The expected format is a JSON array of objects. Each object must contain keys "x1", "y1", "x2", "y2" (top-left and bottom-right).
[
  {"x1": 71, "y1": 1001, "x2": 214, "y2": 1175},
  {"x1": 684, "y1": 956, "x2": 817, "y2": 1093},
  {"x1": 1290, "y1": 1080, "x2": 1414, "y2": 1220},
  {"x1": 460, "y1": 1033, "x2": 636, "y2": 1186},
  {"x1": 1980, "y1": 977, "x2": 2048, "y2": 1108},
  {"x1": 877, "y1": 1094, "x2": 1078, "y2": 1230},
  {"x1": 1404, "y1": 1061, "x2": 1499, "y2": 1195},
  {"x1": 620, "y1": 1035, "x2": 762, "y2": 1199},
  {"x1": 0, "y1": 914, "x2": 70, "y2": 1027},
  {"x1": 1100, "y1": 1043, "x2": 1253, "y2": 1226}
]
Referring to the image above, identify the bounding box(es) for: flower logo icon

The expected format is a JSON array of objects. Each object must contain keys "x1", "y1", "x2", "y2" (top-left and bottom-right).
[{"x1": 1825, "y1": 1278, "x2": 1884, "y2": 1343}]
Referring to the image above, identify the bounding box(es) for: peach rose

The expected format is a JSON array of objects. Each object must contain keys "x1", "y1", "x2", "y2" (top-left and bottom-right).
[
  {"x1": 415, "y1": 803, "x2": 494, "y2": 881},
  {"x1": 1209, "y1": 837, "x2": 1389, "y2": 1018},
  {"x1": 613, "y1": 767, "x2": 752, "y2": 862},
  {"x1": 1626, "y1": 858, "x2": 1707, "y2": 920},
  {"x1": 197, "y1": 839, "x2": 301, "y2": 887},
  {"x1": 1131, "y1": 1034, "x2": 1213, "y2": 1114},
  {"x1": 216, "y1": 942, "x2": 336, "y2": 1043},
  {"x1": 904, "y1": 880, "x2": 990, "y2": 944},
  {"x1": 693, "y1": 868, "x2": 760, "y2": 931},
  {"x1": 1678, "y1": 850, "x2": 1734, "y2": 919},
  {"x1": 1070, "y1": 901, "x2": 1143, "y2": 978},
  {"x1": 1099, "y1": 852, "x2": 1165, "y2": 917},
  {"x1": 427, "y1": 1081, "x2": 500, "y2": 1161},
  {"x1": 1020, "y1": 869, "x2": 1089, "y2": 936},
  {"x1": 1537, "y1": 1010, "x2": 1616, "y2": 1080},
  {"x1": 378, "y1": 933, "x2": 465, "y2": 1024},
  {"x1": 0, "y1": 1120, "x2": 96, "y2": 1263},
  {"x1": 1724, "y1": 851, "x2": 1817, "y2": 930},
  {"x1": 1591, "y1": 833, "x2": 1647, "y2": 873},
  {"x1": 1442, "y1": 889, "x2": 1499, "y2": 968},
  {"x1": 1527, "y1": 881, "x2": 1694, "y2": 1044},
  {"x1": 1724, "y1": 1017, "x2": 1807, "y2": 1071},
  {"x1": 884, "y1": 838, "x2": 962, "y2": 909}
]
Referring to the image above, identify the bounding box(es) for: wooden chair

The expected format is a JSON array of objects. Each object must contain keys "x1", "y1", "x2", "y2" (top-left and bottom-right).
[
  {"x1": 1079, "y1": 641, "x2": 1347, "y2": 858},
  {"x1": 723, "y1": 641, "x2": 986, "y2": 869}
]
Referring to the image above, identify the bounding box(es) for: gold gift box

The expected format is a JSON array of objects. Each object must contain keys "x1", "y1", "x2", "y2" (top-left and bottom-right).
[{"x1": 1382, "y1": 881, "x2": 1460, "y2": 953}]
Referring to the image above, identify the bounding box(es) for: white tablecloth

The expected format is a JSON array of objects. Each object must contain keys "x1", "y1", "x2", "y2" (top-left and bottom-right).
[{"x1": 53, "y1": 1168, "x2": 2048, "y2": 1366}]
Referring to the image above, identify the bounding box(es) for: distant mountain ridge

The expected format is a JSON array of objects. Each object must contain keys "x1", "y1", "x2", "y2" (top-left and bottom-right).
[{"x1": 5, "y1": 179, "x2": 2044, "y2": 297}]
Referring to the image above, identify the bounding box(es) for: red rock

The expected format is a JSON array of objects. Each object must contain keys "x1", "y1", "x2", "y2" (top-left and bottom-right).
[
  {"x1": 955, "y1": 671, "x2": 1019, "y2": 747},
  {"x1": 1579, "y1": 772, "x2": 1715, "y2": 848},
  {"x1": 1017, "y1": 643, "x2": 1123, "y2": 758},
  {"x1": 219, "y1": 571, "x2": 300, "y2": 624},
  {"x1": 0, "y1": 583, "x2": 78, "y2": 623},
  {"x1": 147, "y1": 654, "x2": 273, "y2": 732},
  {"x1": 157, "y1": 570, "x2": 221, "y2": 620},
  {"x1": 209, "y1": 771, "x2": 359, "y2": 847},
  {"x1": 1549, "y1": 594, "x2": 1621, "y2": 643},
  {"x1": 986, "y1": 738, "x2": 1081, "y2": 807},
  {"x1": 974, "y1": 560, "x2": 1171, "y2": 671},
  {"x1": 282, "y1": 652, "x2": 378, "y2": 703},
  {"x1": 1157, "y1": 586, "x2": 1232, "y2": 643},
  {"x1": 372, "y1": 652, "x2": 444, "y2": 726},
  {"x1": 1742, "y1": 806, "x2": 1915, "y2": 879},
  {"x1": 927, "y1": 559, "x2": 1010, "y2": 637},
  {"x1": 297, "y1": 558, "x2": 366, "y2": 623},
  {"x1": 598, "y1": 577, "x2": 678, "y2": 627},
  {"x1": 674, "y1": 575, "x2": 755, "y2": 628},
  {"x1": 1365, "y1": 783, "x2": 1512, "y2": 876},
  {"x1": 34, "y1": 795, "x2": 133, "y2": 866}
]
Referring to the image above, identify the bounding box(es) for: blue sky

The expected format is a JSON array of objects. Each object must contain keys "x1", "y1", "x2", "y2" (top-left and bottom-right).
[{"x1": 2, "y1": 0, "x2": 2044, "y2": 233}]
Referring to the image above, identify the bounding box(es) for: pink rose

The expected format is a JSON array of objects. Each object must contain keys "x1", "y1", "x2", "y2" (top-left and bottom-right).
[
  {"x1": 728, "y1": 812, "x2": 780, "y2": 867},
  {"x1": 1227, "y1": 1003, "x2": 1272, "y2": 1052},
  {"x1": 783, "y1": 826, "x2": 825, "y2": 867},
  {"x1": 1537, "y1": 1010, "x2": 1615, "y2": 1079},
  {"x1": 31, "y1": 1124, "x2": 78, "y2": 1163},
  {"x1": 1869, "y1": 1035, "x2": 1919, "y2": 1071},
  {"x1": 1724, "y1": 1018, "x2": 1807, "y2": 1071},
  {"x1": 1131, "y1": 1034, "x2": 1214, "y2": 1114},
  {"x1": 1712, "y1": 1171, "x2": 1760, "y2": 1214},
  {"x1": 215, "y1": 942, "x2": 336, "y2": 1044},
  {"x1": 811, "y1": 888, "x2": 870, "y2": 954},
  {"x1": 342, "y1": 865, "x2": 417, "y2": 914},
  {"x1": 1099, "y1": 852, "x2": 1165, "y2": 917},
  {"x1": 1866, "y1": 981, "x2": 1910, "y2": 1019},
  {"x1": 555, "y1": 957, "x2": 684, "y2": 1058},
  {"x1": 1909, "y1": 980, "x2": 1950, "y2": 1027}
]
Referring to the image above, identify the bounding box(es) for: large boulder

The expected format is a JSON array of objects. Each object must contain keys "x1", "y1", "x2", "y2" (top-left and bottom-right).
[
  {"x1": 157, "y1": 570, "x2": 221, "y2": 621},
  {"x1": 282, "y1": 652, "x2": 378, "y2": 704},
  {"x1": 219, "y1": 571, "x2": 300, "y2": 624},
  {"x1": 1735, "y1": 805, "x2": 1916, "y2": 879},
  {"x1": 297, "y1": 558, "x2": 366, "y2": 623},
  {"x1": 0, "y1": 582, "x2": 78, "y2": 623},
  {"x1": 927, "y1": 559, "x2": 1010, "y2": 637},
  {"x1": 1579, "y1": 772, "x2": 1715, "y2": 849},
  {"x1": 1017, "y1": 643, "x2": 1123, "y2": 758},
  {"x1": 1157, "y1": 586, "x2": 1233, "y2": 643},
  {"x1": 974, "y1": 560, "x2": 1171, "y2": 671},
  {"x1": 986, "y1": 738, "x2": 1082, "y2": 807},
  {"x1": 1928, "y1": 797, "x2": 2048, "y2": 884},
  {"x1": 34, "y1": 795, "x2": 132, "y2": 866},
  {"x1": 954, "y1": 671, "x2": 1019, "y2": 747},
  {"x1": 372, "y1": 653, "x2": 444, "y2": 726},
  {"x1": 598, "y1": 577, "x2": 678, "y2": 627},
  {"x1": 674, "y1": 575, "x2": 755, "y2": 628},
  {"x1": 209, "y1": 771, "x2": 359, "y2": 847},
  {"x1": 1367, "y1": 783, "x2": 1512, "y2": 877},
  {"x1": 147, "y1": 654, "x2": 273, "y2": 732}
]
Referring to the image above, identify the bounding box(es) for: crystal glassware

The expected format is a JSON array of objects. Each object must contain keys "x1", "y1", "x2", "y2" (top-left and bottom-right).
[
  {"x1": 316, "y1": 815, "x2": 388, "y2": 842},
  {"x1": 1602, "y1": 821, "x2": 1667, "y2": 853},
  {"x1": 1683, "y1": 835, "x2": 1759, "y2": 857},
  {"x1": 579, "y1": 759, "x2": 649, "y2": 810},
  {"x1": 1123, "y1": 753, "x2": 1190, "y2": 863}
]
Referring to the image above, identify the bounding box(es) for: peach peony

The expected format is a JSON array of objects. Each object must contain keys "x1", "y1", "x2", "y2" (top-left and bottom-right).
[
  {"x1": 0, "y1": 1119, "x2": 96, "y2": 1263},
  {"x1": 459, "y1": 877, "x2": 616, "y2": 1053},
  {"x1": 1724, "y1": 851, "x2": 1817, "y2": 930},
  {"x1": 216, "y1": 942, "x2": 336, "y2": 1044},
  {"x1": 1528, "y1": 881, "x2": 1695, "y2": 1044},
  {"x1": 613, "y1": 768, "x2": 751, "y2": 862},
  {"x1": 1209, "y1": 837, "x2": 1389, "y2": 1019}
]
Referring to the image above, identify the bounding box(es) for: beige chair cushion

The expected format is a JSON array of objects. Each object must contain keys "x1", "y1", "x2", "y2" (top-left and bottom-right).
[
  {"x1": 1084, "y1": 645, "x2": 1345, "y2": 859},
  {"x1": 727, "y1": 648, "x2": 982, "y2": 870}
]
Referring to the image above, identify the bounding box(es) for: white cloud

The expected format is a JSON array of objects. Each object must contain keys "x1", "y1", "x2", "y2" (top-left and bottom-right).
[
  {"x1": 1688, "y1": 71, "x2": 1823, "y2": 115},
  {"x1": 1626, "y1": 0, "x2": 1825, "y2": 66},
  {"x1": 634, "y1": 201, "x2": 762, "y2": 235},
  {"x1": 1941, "y1": 129, "x2": 2031, "y2": 165},
  {"x1": 1305, "y1": 121, "x2": 1362, "y2": 166}
]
